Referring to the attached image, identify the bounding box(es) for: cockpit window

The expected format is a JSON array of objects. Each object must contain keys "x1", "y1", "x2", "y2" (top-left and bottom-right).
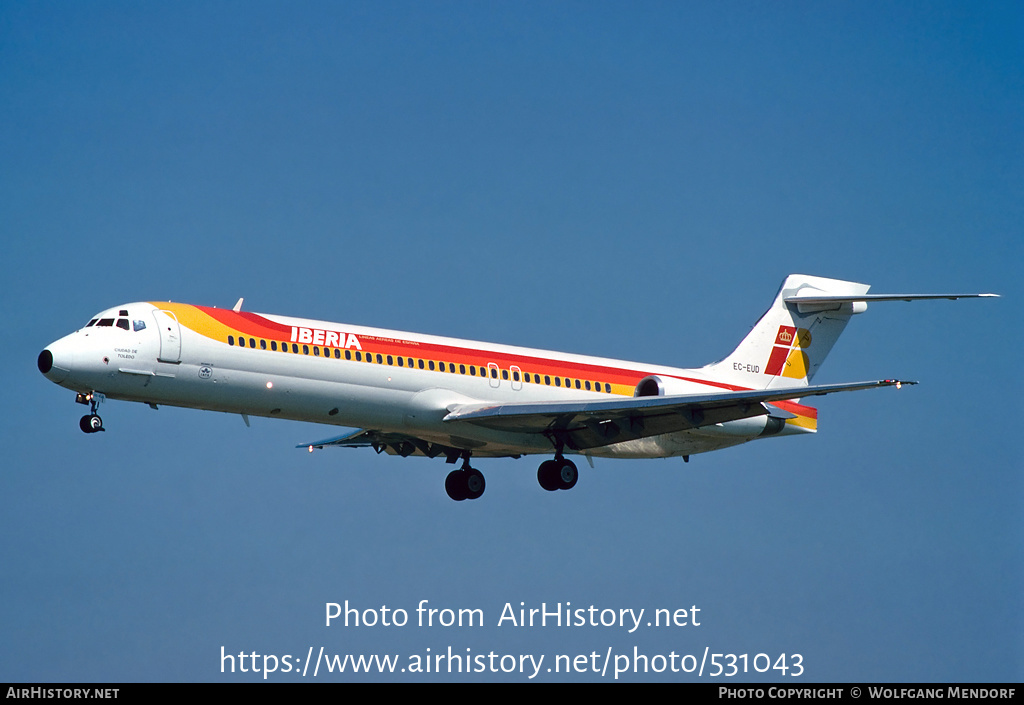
[
  {"x1": 116, "y1": 319, "x2": 130, "y2": 331},
  {"x1": 97, "y1": 319, "x2": 114, "y2": 327},
  {"x1": 86, "y1": 319, "x2": 97, "y2": 327},
  {"x1": 133, "y1": 320, "x2": 146, "y2": 332}
]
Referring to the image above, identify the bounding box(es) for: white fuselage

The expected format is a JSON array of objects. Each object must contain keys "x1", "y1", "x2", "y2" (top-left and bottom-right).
[{"x1": 39, "y1": 301, "x2": 812, "y2": 460}]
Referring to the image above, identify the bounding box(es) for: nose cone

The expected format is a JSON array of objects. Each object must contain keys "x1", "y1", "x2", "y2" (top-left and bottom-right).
[
  {"x1": 37, "y1": 349, "x2": 54, "y2": 374},
  {"x1": 38, "y1": 336, "x2": 75, "y2": 384}
]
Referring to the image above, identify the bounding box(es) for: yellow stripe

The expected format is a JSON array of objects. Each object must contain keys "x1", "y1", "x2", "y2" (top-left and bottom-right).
[
  {"x1": 150, "y1": 302, "x2": 236, "y2": 341},
  {"x1": 786, "y1": 414, "x2": 818, "y2": 431}
]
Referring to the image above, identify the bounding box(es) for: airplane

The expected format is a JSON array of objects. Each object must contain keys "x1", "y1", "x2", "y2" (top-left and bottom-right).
[{"x1": 37, "y1": 274, "x2": 996, "y2": 501}]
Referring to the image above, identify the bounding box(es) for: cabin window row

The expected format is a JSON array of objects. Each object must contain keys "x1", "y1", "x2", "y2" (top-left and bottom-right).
[{"x1": 225, "y1": 335, "x2": 612, "y2": 393}]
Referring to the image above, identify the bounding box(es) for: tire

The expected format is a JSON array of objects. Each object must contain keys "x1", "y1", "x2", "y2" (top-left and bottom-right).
[
  {"x1": 445, "y1": 469, "x2": 468, "y2": 501},
  {"x1": 537, "y1": 460, "x2": 560, "y2": 491},
  {"x1": 464, "y1": 469, "x2": 485, "y2": 500},
  {"x1": 557, "y1": 459, "x2": 578, "y2": 490}
]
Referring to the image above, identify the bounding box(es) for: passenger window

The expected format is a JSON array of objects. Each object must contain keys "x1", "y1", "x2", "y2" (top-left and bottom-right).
[
  {"x1": 555, "y1": 377, "x2": 561, "y2": 387},
  {"x1": 239, "y1": 337, "x2": 246, "y2": 347},
  {"x1": 544, "y1": 376, "x2": 551, "y2": 385},
  {"x1": 376, "y1": 354, "x2": 383, "y2": 364},
  {"x1": 249, "y1": 338, "x2": 256, "y2": 348},
  {"x1": 397, "y1": 357, "x2": 403, "y2": 367},
  {"x1": 313, "y1": 346, "x2": 320, "y2": 356},
  {"x1": 429, "y1": 360, "x2": 435, "y2": 370},
  {"x1": 260, "y1": 340, "x2": 267, "y2": 350},
  {"x1": 228, "y1": 336, "x2": 234, "y2": 346},
  {"x1": 460, "y1": 364, "x2": 466, "y2": 374},
  {"x1": 502, "y1": 370, "x2": 509, "y2": 380},
  {"x1": 574, "y1": 379, "x2": 581, "y2": 389},
  {"x1": 303, "y1": 345, "x2": 309, "y2": 355}
]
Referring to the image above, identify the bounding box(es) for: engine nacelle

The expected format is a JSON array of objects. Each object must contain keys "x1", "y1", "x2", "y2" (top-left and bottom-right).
[
  {"x1": 633, "y1": 374, "x2": 704, "y2": 397},
  {"x1": 633, "y1": 375, "x2": 786, "y2": 438}
]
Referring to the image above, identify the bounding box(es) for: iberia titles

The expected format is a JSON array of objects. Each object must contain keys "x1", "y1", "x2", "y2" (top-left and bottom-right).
[{"x1": 290, "y1": 326, "x2": 362, "y2": 350}]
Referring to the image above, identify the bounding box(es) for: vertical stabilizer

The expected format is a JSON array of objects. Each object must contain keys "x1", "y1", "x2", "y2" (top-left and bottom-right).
[{"x1": 705, "y1": 275, "x2": 870, "y2": 389}]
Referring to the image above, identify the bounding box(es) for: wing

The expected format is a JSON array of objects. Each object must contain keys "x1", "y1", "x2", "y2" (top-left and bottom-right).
[{"x1": 442, "y1": 379, "x2": 914, "y2": 451}]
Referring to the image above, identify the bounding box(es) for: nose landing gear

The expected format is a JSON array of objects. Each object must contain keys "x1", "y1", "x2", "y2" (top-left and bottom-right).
[{"x1": 76, "y1": 392, "x2": 105, "y2": 433}]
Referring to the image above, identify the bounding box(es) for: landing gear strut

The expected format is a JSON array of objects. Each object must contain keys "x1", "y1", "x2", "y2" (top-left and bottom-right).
[
  {"x1": 77, "y1": 392, "x2": 104, "y2": 434},
  {"x1": 445, "y1": 454, "x2": 485, "y2": 501}
]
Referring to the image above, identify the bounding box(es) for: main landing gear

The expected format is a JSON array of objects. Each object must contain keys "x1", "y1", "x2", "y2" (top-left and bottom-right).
[
  {"x1": 537, "y1": 456, "x2": 578, "y2": 492},
  {"x1": 443, "y1": 452, "x2": 581, "y2": 501},
  {"x1": 445, "y1": 454, "x2": 485, "y2": 501},
  {"x1": 76, "y1": 392, "x2": 104, "y2": 434}
]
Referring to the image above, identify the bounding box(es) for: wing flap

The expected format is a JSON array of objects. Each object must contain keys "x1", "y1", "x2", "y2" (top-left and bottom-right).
[{"x1": 297, "y1": 429, "x2": 520, "y2": 459}]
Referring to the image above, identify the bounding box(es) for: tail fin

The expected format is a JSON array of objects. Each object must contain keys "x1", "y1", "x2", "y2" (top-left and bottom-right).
[{"x1": 705, "y1": 274, "x2": 870, "y2": 390}]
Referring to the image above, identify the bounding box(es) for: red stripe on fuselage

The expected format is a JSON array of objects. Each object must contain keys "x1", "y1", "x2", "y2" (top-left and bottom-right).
[{"x1": 188, "y1": 305, "x2": 818, "y2": 418}]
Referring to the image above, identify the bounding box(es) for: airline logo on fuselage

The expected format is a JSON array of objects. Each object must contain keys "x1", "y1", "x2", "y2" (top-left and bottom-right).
[{"x1": 291, "y1": 326, "x2": 362, "y2": 350}]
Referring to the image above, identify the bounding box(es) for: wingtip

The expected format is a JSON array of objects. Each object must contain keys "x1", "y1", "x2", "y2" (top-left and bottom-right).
[{"x1": 884, "y1": 379, "x2": 918, "y2": 389}]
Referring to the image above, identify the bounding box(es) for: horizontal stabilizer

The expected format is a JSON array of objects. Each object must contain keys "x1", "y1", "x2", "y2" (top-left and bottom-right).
[
  {"x1": 785, "y1": 292, "x2": 998, "y2": 304},
  {"x1": 784, "y1": 292, "x2": 998, "y2": 314}
]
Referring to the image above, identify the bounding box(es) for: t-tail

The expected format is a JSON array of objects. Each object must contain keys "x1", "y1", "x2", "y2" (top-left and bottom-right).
[{"x1": 705, "y1": 274, "x2": 998, "y2": 391}]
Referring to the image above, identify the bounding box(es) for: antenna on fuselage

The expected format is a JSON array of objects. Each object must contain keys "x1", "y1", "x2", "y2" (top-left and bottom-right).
[{"x1": 232, "y1": 297, "x2": 244, "y2": 312}]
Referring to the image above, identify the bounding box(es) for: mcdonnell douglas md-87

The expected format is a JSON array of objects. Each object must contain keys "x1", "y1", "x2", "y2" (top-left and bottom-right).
[{"x1": 38, "y1": 274, "x2": 995, "y2": 501}]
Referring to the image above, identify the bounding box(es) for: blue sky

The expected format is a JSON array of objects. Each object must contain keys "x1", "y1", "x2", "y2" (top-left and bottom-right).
[{"x1": 2, "y1": 1, "x2": 1020, "y2": 682}]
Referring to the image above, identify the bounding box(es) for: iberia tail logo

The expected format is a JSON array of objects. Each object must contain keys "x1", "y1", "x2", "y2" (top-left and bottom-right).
[{"x1": 765, "y1": 325, "x2": 812, "y2": 379}]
